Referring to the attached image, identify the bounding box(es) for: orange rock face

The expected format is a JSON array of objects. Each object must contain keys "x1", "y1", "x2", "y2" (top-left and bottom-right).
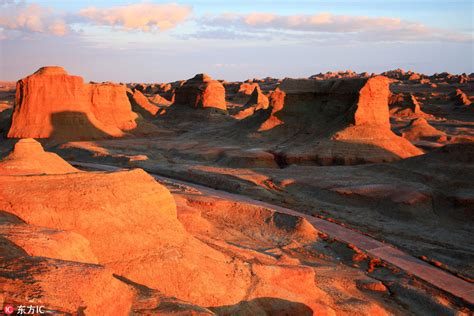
[
  {"x1": 149, "y1": 92, "x2": 172, "y2": 106},
  {"x1": 0, "y1": 169, "x2": 244, "y2": 306},
  {"x1": 90, "y1": 83, "x2": 138, "y2": 131},
  {"x1": 451, "y1": 88, "x2": 472, "y2": 109},
  {"x1": 7, "y1": 66, "x2": 137, "y2": 140},
  {"x1": 274, "y1": 76, "x2": 391, "y2": 127},
  {"x1": 0, "y1": 255, "x2": 134, "y2": 315},
  {"x1": 238, "y1": 82, "x2": 261, "y2": 95},
  {"x1": 351, "y1": 75, "x2": 391, "y2": 127},
  {"x1": 0, "y1": 138, "x2": 79, "y2": 175},
  {"x1": 231, "y1": 82, "x2": 262, "y2": 104},
  {"x1": 234, "y1": 87, "x2": 270, "y2": 119},
  {"x1": 129, "y1": 89, "x2": 160, "y2": 117},
  {"x1": 389, "y1": 93, "x2": 434, "y2": 118},
  {"x1": 258, "y1": 89, "x2": 285, "y2": 131},
  {"x1": 0, "y1": 162, "x2": 344, "y2": 311},
  {"x1": 245, "y1": 87, "x2": 269, "y2": 109},
  {"x1": 0, "y1": 143, "x2": 394, "y2": 314},
  {"x1": 174, "y1": 74, "x2": 226, "y2": 110},
  {"x1": 400, "y1": 118, "x2": 447, "y2": 142},
  {"x1": 254, "y1": 76, "x2": 423, "y2": 164}
]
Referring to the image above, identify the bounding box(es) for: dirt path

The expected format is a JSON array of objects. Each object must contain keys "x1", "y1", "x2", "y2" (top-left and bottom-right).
[{"x1": 70, "y1": 161, "x2": 474, "y2": 305}]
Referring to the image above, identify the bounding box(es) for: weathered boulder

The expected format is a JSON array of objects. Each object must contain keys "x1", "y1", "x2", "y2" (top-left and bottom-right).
[{"x1": 174, "y1": 74, "x2": 226, "y2": 110}]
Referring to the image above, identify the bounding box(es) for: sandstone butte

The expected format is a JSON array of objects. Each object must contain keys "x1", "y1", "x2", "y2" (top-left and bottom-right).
[
  {"x1": 0, "y1": 140, "x2": 347, "y2": 314},
  {"x1": 7, "y1": 66, "x2": 138, "y2": 139},
  {"x1": 253, "y1": 76, "x2": 423, "y2": 164},
  {"x1": 173, "y1": 73, "x2": 227, "y2": 110}
]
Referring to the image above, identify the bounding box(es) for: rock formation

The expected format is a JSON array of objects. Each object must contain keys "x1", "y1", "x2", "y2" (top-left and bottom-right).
[
  {"x1": 0, "y1": 138, "x2": 79, "y2": 175},
  {"x1": 128, "y1": 89, "x2": 160, "y2": 117},
  {"x1": 1, "y1": 69, "x2": 470, "y2": 314},
  {"x1": 400, "y1": 118, "x2": 447, "y2": 142},
  {"x1": 381, "y1": 68, "x2": 407, "y2": 80},
  {"x1": 257, "y1": 89, "x2": 285, "y2": 131},
  {"x1": 451, "y1": 88, "x2": 472, "y2": 110},
  {"x1": 0, "y1": 144, "x2": 340, "y2": 312},
  {"x1": 231, "y1": 83, "x2": 262, "y2": 104},
  {"x1": 174, "y1": 74, "x2": 226, "y2": 110},
  {"x1": 234, "y1": 87, "x2": 270, "y2": 119},
  {"x1": 245, "y1": 87, "x2": 269, "y2": 109},
  {"x1": 389, "y1": 93, "x2": 434, "y2": 118},
  {"x1": 310, "y1": 70, "x2": 362, "y2": 80},
  {"x1": 408, "y1": 73, "x2": 421, "y2": 81},
  {"x1": 90, "y1": 83, "x2": 137, "y2": 131},
  {"x1": 1, "y1": 163, "x2": 243, "y2": 308},
  {"x1": 149, "y1": 93, "x2": 172, "y2": 106},
  {"x1": 250, "y1": 76, "x2": 423, "y2": 164},
  {"x1": 7, "y1": 66, "x2": 138, "y2": 140}
]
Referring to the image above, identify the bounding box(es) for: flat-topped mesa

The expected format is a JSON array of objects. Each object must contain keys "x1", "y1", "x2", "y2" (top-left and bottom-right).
[
  {"x1": 7, "y1": 66, "x2": 138, "y2": 140},
  {"x1": 278, "y1": 76, "x2": 391, "y2": 128},
  {"x1": 254, "y1": 76, "x2": 422, "y2": 164},
  {"x1": 174, "y1": 73, "x2": 227, "y2": 110},
  {"x1": 0, "y1": 138, "x2": 79, "y2": 175}
]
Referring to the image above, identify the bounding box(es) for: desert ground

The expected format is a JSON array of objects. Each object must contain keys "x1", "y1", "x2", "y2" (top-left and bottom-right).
[{"x1": 0, "y1": 67, "x2": 473, "y2": 315}]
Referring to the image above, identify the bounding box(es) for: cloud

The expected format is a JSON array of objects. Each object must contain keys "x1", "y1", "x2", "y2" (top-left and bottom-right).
[
  {"x1": 200, "y1": 12, "x2": 472, "y2": 43},
  {"x1": 0, "y1": 0, "x2": 69, "y2": 36},
  {"x1": 1, "y1": 1, "x2": 470, "y2": 45},
  {"x1": 79, "y1": 3, "x2": 192, "y2": 32}
]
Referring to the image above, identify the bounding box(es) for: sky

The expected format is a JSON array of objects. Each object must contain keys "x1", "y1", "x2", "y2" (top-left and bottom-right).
[{"x1": 0, "y1": 0, "x2": 473, "y2": 83}]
